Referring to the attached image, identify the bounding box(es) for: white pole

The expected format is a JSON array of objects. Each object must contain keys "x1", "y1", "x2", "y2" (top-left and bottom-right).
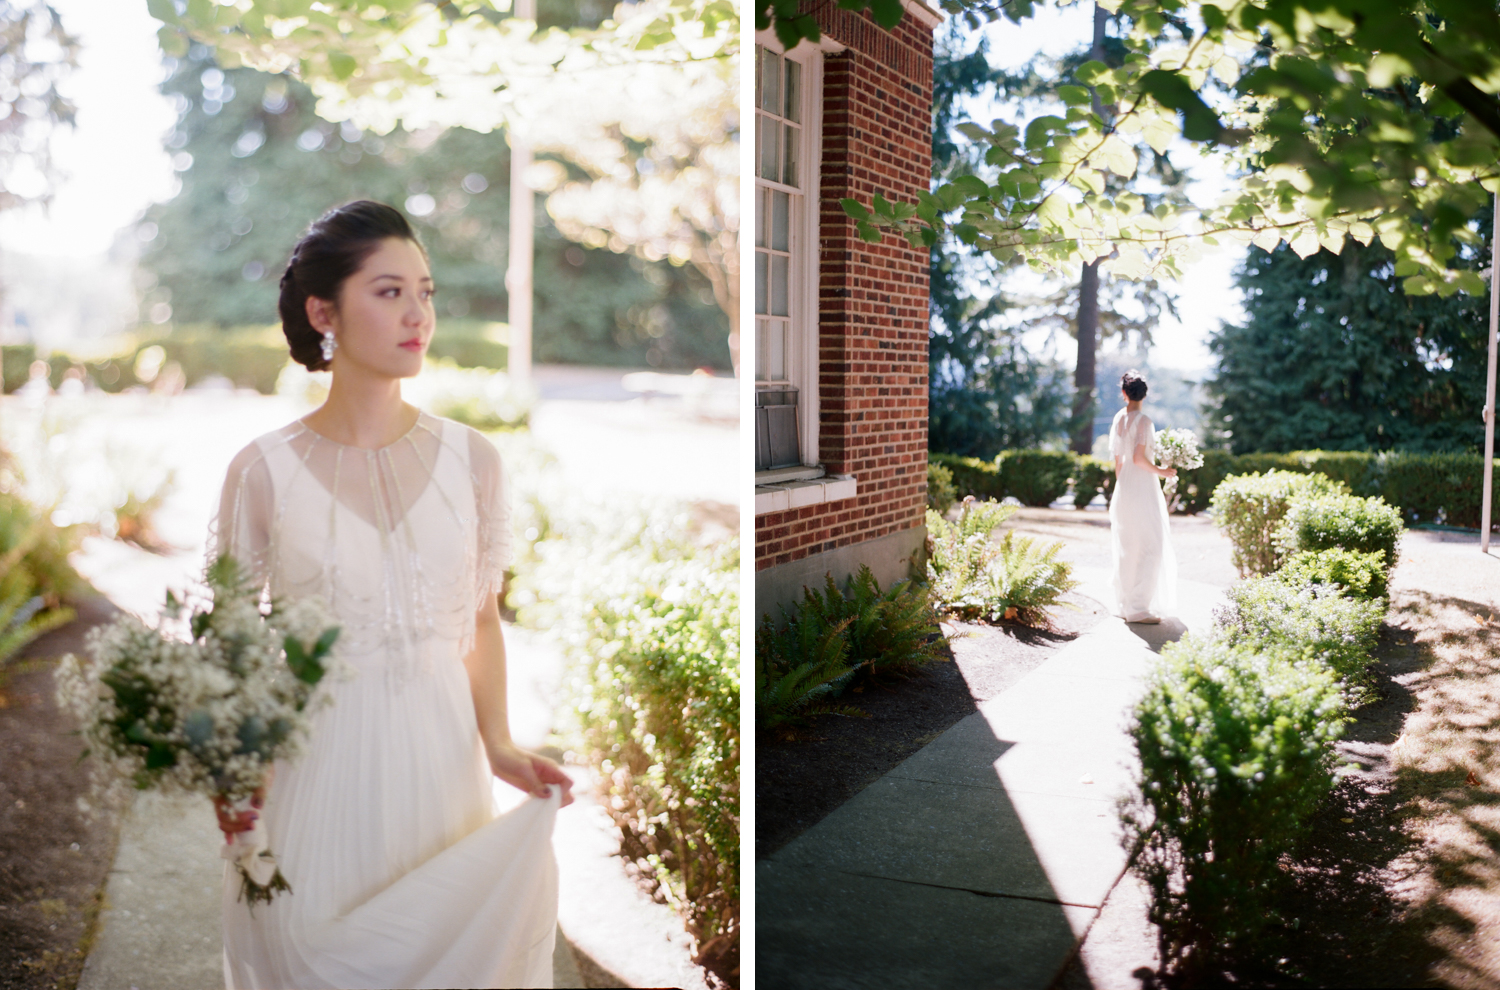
[
  {"x1": 1483, "y1": 190, "x2": 1499, "y2": 552},
  {"x1": 505, "y1": 0, "x2": 535, "y2": 387}
]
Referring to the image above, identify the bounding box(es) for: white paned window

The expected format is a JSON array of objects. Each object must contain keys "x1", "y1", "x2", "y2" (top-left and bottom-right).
[{"x1": 755, "y1": 42, "x2": 816, "y2": 474}]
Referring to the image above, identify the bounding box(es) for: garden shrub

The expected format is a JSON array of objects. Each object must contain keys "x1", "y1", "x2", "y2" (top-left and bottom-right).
[
  {"x1": 1277, "y1": 547, "x2": 1388, "y2": 602},
  {"x1": 1209, "y1": 470, "x2": 1346, "y2": 577},
  {"x1": 1217, "y1": 577, "x2": 1385, "y2": 696},
  {"x1": 0, "y1": 491, "x2": 81, "y2": 686},
  {"x1": 1275, "y1": 491, "x2": 1404, "y2": 575},
  {"x1": 510, "y1": 496, "x2": 737, "y2": 971},
  {"x1": 928, "y1": 452, "x2": 1004, "y2": 500},
  {"x1": 996, "y1": 449, "x2": 1074, "y2": 506},
  {"x1": 1124, "y1": 634, "x2": 1345, "y2": 974},
  {"x1": 1071, "y1": 454, "x2": 1115, "y2": 508},
  {"x1": 927, "y1": 460, "x2": 957, "y2": 514},
  {"x1": 927, "y1": 502, "x2": 1076, "y2": 624}
]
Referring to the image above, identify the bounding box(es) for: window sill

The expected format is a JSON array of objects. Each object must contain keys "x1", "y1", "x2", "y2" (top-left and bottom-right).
[
  {"x1": 755, "y1": 473, "x2": 857, "y2": 515},
  {"x1": 755, "y1": 465, "x2": 824, "y2": 485}
]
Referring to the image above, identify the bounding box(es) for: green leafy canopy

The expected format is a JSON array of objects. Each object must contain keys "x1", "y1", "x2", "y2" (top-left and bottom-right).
[{"x1": 815, "y1": 0, "x2": 1500, "y2": 297}]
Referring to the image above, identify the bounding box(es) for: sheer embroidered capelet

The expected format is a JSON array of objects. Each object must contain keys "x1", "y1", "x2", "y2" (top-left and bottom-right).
[{"x1": 212, "y1": 411, "x2": 512, "y2": 670}]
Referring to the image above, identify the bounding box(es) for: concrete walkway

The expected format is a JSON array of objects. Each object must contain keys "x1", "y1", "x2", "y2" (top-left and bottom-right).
[{"x1": 757, "y1": 512, "x2": 1233, "y2": 990}]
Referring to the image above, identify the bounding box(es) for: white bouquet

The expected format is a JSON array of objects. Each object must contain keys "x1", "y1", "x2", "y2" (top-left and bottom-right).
[
  {"x1": 1154, "y1": 428, "x2": 1204, "y2": 504},
  {"x1": 56, "y1": 556, "x2": 341, "y2": 909}
]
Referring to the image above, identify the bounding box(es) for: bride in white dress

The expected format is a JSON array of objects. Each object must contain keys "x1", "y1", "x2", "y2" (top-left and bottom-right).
[
  {"x1": 211, "y1": 201, "x2": 573, "y2": 989},
  {"x1": 1108, "y1": 370, "x2": 1178, "y2": 624}
]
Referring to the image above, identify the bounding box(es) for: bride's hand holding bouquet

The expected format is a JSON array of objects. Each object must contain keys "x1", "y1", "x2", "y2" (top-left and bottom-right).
[{"x1": 56, "y1": 556, "x2": 342, "y2": 909}]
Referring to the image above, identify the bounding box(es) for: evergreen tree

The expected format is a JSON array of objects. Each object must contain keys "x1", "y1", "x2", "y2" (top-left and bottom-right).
[
  {"x1": 1206, "y1": 239, "x2": 1490, "y2": 454},
  {"x1": 138, "y1": 45, "x2": 728, "y2": 371}
]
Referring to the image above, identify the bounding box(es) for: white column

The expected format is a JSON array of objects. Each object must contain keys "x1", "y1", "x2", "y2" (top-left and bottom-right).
[
  {"x1": 1483, "y1": 191, "x2": 1499, "y2": 552},
  {"x1": 505, "y1": 0, "x2": 536, "y2": 387}
]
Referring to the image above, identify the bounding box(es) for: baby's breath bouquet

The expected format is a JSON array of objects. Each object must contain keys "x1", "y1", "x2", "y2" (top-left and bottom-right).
[
  {"x1": 55, "y1": 556, "x2": 341, "y2": 908},
  {"x1": 1155, "y1": 428, "x2": 1204, "y2": 505}
]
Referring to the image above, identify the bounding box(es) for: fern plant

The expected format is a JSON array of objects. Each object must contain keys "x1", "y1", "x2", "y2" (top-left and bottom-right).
[
  {"x1": 796, "y1": 566, "x2": 943, "y2": 677},
  {"x1": 756, "y1": 611, "x2": 864, "y2": 729},
  {"x1": 756, "y1": 566, "x2": 943, "y2": 729},
  {"x1": 927, "y1": 501, "x2": 1076, "y2": 625}
]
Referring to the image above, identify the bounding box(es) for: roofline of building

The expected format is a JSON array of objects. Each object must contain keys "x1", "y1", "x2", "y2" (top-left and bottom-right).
[{"x1": 901, "y1": 0, "x2": 945, "y2": 29}]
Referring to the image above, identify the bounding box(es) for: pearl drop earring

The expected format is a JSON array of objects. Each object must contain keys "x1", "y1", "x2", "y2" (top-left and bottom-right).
[{"x1": 321, "y1": 332, "x2": 337, "y2": 363}]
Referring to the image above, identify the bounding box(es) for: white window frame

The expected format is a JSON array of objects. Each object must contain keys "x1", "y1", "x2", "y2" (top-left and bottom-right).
[{"x1": 754, "y1": 33, "x2": 827, "y2": 478}]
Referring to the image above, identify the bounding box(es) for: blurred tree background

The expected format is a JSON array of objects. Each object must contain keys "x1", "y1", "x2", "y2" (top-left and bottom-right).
[{"x1": 136, "y1": 2, "x2": 729, "y2": 372}]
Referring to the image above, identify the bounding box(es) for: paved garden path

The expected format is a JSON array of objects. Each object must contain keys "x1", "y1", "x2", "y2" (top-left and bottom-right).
[{"x1": 757, "y1": 509, "x2": 1237, "y2": 990}]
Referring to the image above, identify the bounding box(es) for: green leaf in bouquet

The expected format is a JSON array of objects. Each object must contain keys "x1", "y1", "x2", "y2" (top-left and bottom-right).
[
  {"x1": 192, "y1": 611, "x2": 211, "y2": 641},
  {"x1": 144, "y1": 742, "x2": 177, "y2": 770},
  {"x1": 283, "y1": 635, "x2": 323, "y2": 686},
  {"x1": 236, "y1": 715, "x2": 269, "y2": 757},
  {"x1": 312, "y1": 626, "x2": 340, "y2": 661},
  {"x1": 184, "y1": 709, "x2": 215, "y2": 752}
]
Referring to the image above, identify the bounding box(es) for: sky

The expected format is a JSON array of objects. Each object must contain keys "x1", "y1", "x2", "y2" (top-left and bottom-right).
[{"x1": 0, "y1": 0, "x2": 177, "y2": 259}]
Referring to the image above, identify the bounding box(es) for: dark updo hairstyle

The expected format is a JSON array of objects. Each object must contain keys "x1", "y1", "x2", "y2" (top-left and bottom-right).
[
  {"x1": 278, "y1": 200, "x2": 426, "y2": 371},
  {"x1": 1121, "y1": 369, "x2": 1148, "y2": 402}
]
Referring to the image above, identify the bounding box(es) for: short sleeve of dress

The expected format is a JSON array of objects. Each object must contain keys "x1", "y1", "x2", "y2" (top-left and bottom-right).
[
  {"x1": 467, "y1": 430, "x2": 512, "y2": 609},
  {"x1": 1136, "y1": 415, "x2": 1156, "y2": 458},
  {"x1": 210, "y1": 441, "x2": 274, "y2": 587}
]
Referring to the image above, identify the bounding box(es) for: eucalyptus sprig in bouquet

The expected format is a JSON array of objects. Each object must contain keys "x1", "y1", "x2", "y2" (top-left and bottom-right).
[
  {"x1": 1155, "y1": 428, "x2": 1204, "y2": 508},
  {"x1": 56, "y1": 556, "x2": 341, "y2": 908}
]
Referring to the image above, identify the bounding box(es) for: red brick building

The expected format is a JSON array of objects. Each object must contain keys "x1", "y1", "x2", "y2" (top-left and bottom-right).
[{"x1": 753, "y1": 1, "x2": 939, "y2": 619}]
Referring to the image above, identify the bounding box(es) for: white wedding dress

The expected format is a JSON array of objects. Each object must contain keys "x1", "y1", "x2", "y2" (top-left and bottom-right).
[
  {"x1": 212, "y1": 411, "x2": 560, "y2": 990},
  {"x1": 1108, "y1": 408, "x2": 1177, "y2": 619}
]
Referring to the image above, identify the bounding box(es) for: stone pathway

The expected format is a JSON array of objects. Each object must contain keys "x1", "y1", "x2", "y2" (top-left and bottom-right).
[{"x1": 756, "y1": 511, "x2": 1235, "y2": 989}]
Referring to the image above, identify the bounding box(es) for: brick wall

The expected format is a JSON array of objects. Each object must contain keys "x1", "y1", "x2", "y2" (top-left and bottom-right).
[{"x1": 754, "y1": 5, "x2": 934, "y2": 573}]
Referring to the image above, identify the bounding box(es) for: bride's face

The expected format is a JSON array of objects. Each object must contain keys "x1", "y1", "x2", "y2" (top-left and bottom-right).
[{"x1": 318, "y1": 237, "x2": 435, "y2": 379}]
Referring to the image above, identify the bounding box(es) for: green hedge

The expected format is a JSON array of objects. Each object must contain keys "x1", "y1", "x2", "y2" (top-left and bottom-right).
[
  {"x1": 1277, "y1": 547, "x2": 1389, "y2": 602},
  {"x1": 1209, "y1": 470, "x2": 1345, "y2": 577},
  {"x1": 1177, "y1": 448, "x2": 1500, "y2": 527},
  {"x1": 1125, "y1": 635, "x2": 1345, "y2": 970},
  {"x1": 1129, "y1": 460, "x2": 1406, "y2": 974},
  {"x1": 929, "y1": 453, "x2": 1005, "y2": 501},
  {"x1": 931, "y1": 450, "x2": 1097, "y2": 508},
  {"x1": 1275, "y1": 492, "x2": 1405, "y2": 575},
  {"x1": 1219, "y1": 576, "x2": 1385, "y2": 691},
  {"x1": 996, "y1": 449, "x2": 1074, "y2": 507},
  {"x1": 510, "y1": 497, "x2": 737, "y2": 972},
  {"x1": 932, "y1": 444, "x2": 1500, "y2": 530},
  {"x1": 1072, "y1": 455, "x2": 1116, "y2": 508}
]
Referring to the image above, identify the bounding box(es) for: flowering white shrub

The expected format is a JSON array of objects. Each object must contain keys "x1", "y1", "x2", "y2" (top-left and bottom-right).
[{"x1": 55, "y1": 556, "x2": 342, "y2": 906}]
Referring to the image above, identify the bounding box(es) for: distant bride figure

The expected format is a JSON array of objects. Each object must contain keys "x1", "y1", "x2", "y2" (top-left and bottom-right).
[
  {"x1": 1108, "y1": 369, "x2": 1178, "y2": 624},
  {"x1": 213, "y1": 200, "x2": 573, "y2": 989}
]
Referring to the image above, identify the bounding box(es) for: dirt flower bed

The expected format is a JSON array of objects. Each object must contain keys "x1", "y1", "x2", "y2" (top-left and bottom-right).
[{"x1": 0, "y1": 597, "x2": 121, "y2": 990}]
